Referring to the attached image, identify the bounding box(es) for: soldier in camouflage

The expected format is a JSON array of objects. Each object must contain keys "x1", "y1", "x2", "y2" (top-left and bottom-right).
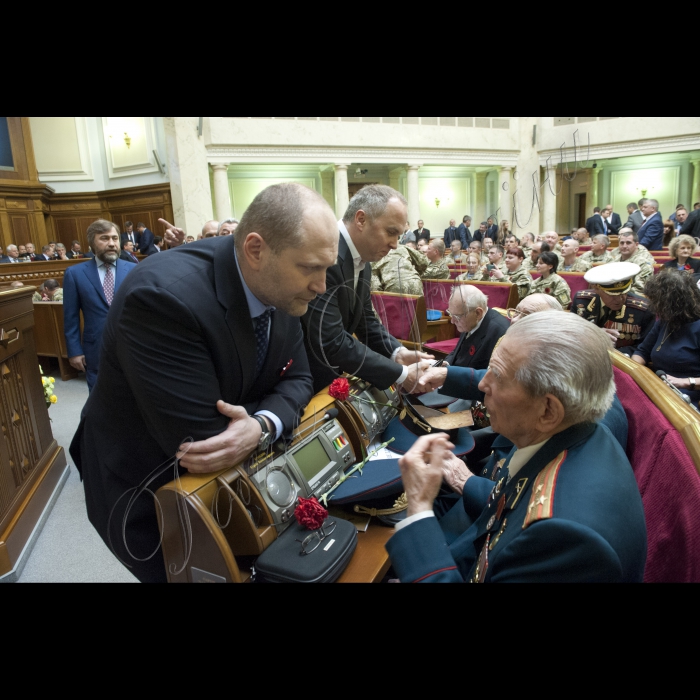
[
  {"x1": 558, "y1": 239, "x2": 592, "y2": 273},
  {"x1": 490, "y1": 247, "x2": 533, "y2": 301},
  {"x1": 371, "y1": 245, "x2": 426, "y2": 296},
  {"x1": 529, "y1": 251, "x2": 572, "y2": 308},
  {"x1": 421, "y1": 239, "x2": 451, "y2": 280},
  {"x1": 611, "y1": 229, "x2": 655, "y2": 296},
  {"x1": 480, "y1": 244, "x2": 509, "y2": 280},
  {"x1": 580, "y1": 235, "x2": 614, "y2": 265}
]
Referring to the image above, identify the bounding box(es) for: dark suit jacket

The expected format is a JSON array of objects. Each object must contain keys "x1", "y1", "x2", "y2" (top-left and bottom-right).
[
  {"x1": 624, "y1": 210, "x2": 645, "y2": 234},
  {"x1": 414, "y1": 228, "x2": 431, "y2": 239},
  {"x1": 121, "y1": 232, "x2": 140, "y2": 250},
  {"x1": 486, "y1": 225, "x2": 499, "y2": 240},
  {"x1": 457, "y1": 224, "x2": 472, "y2": 248},
  {"x1": 66, "y1": 250, "x2": 83, "y2": 259},
  {"x1": 120, "y1": 251, "x2": 140, "y2": 264},
  {"x1": 35, "y1": 254, "x2": 54, "y2": 262},
  {"x1": 63, "y1": 258, "x2": 136, "y2": 380},
  {"x1": 664, "y1": 257, "x2": 700, "y2": 273},
  {"x1": 302, "y1": 232, "x2": 402, "y2": 394},
  {"x1": 608, "y1": 213, "x2": 622, "y2": 236},
  {"x1": 443, "y1": 308, "x2": 510, "y2": 371},
  {"x1": 638, "y1": 213, "x2": 665, "y2": 251},
  {"x1": 70, "y1": 236, "x2": 314, "y2": 583},
  {"x1": 586, "y1": 215, "x2": 606, "y2": 236},
  {"x1": 139, "y1": 228, "x2": 157, "y2": 255},
  {"x1": 444, "y1": 227, "x2": 459, "y2": 247},
  {"x1": 681, "y1": 209, "x2": 700, "y2": 239}
]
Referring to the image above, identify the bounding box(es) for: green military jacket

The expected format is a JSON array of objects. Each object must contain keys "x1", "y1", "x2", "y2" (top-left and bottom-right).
[
  {"x1": 559, "y1": 258, "x2": 592, "y2": 273},
  {"x1": 507, "y1": 266, "x2": 533, "y2": 301},
  {"x1": 580, "y1": 250, "x2": 614, "y2": 265},
  {"x1": 33, "y1": 289, "x2": 64, "y2": 302},
  {"x1": 422, "y1": 257, "x2": 450, "y2": 280},
  {"x1": 611, "y1": 249, "x2": 655, "y2": 296},
  {"x1": 530, "y1": 273, "x2": 572, "y2": 309},
  {"x1": 371, "y1": 249, "x2": 424, "y2": 296}
]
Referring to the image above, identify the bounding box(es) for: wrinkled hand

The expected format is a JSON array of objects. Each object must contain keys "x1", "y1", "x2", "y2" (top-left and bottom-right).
[
  {"x1": 416, "y1": 366, "x2": 449, "y2": 394},
  {"x1": 602, "y1": 328, "x2": 620, "y2": 347},
  {"x1": 69, "y1": 355, "x2": 86, "y2": 372},
  {"x1": 399, "y1": 434, "x2": 455, "y2": 517},
  {"x1": 177, "y1": 401, "x2": 262, "y2": 474},
  {"x1": 441, "y1": 454, "x2": 473, "y2": 495},
  {"x1": 395, "y1": 347, "x2": 435, "y2": 367},
  {"x1": 159, "y1": 218, "x2": 186, "y2": 248},
  {"x1": 402, "y1": 361, "x2": 435, "y2": 394},
  {"x1": 666, "y1": 374, "x2": 691, "y2": 390}
]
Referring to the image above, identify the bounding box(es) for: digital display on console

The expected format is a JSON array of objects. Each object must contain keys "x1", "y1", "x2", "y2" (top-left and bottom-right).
[{"x1": 293, "y1": 438, "x2": 333, "y2": 485}]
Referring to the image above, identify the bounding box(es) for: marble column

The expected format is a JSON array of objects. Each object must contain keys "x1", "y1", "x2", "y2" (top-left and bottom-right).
[
  {"x1": 498, "y1": 167, "x2": 512, "y2": 224},
  {"x1": 406, "y1": 165, "x2": 421, "y2": 229},
  {"x1": 475, "y1": 172, "x2": 487, "y2": 224},
  {"x1": 320, "y1": 169, "x2": 335, "y2": 210},
  {"x1": 163, "y1": 117, "x2": 214, "y2": 234},
  {"x1": 334, "y1": 164, "x2": 350, "y2": 219},
  {"x1": 212, "y1": 164, "x2": 231, "y2": 222},
  {"x1": 543, "y1": 162, "x2": 558, "y2": 233},
  {"x1": 587, "y1": 167, "x2": 602, "y2": 213},
  {"x1": 692, "y1": 160, "x2": 700, "y2": 207}
]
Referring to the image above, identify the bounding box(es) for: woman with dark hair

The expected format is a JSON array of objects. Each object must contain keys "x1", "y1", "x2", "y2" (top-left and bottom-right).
[
  {"x1": 633, "y1": 271, "x2": 700, "y2": 406},
  {"x1": 528, "y1": 251, "x2": 572, "y2": 308},
  {"x1": 664, "y1": 235, "x2": 700, "y2": 273},
  {"x1": 663, "y1": 219, "x2": 676, "y2": 248}
]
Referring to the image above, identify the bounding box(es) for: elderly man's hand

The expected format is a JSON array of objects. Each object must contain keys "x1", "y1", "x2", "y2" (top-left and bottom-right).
[
  {"x1": 416, "y1": 366, "x2": 449, "y2": 393},
  {"x1": 402, "y1": 361, "x2": 435, "y2": 394},
  {"x1": 399, "y1": 434, "x2": 455, "y2": 517},
  {"x1": 158, "y1": 218, "x2": 186, "y2": 248},
  {"x1": 602, "y1": 327, "x2": 620, "y2": 347},
  {"x1": 395, "y1": 347, "x2": 435, "y2": 367},
  {"x1": 442, "y1": 454, "x2": 473, "y2": 495},
  {"x1": 176, "y1": 401, "x2": 263, "y2": 474}
]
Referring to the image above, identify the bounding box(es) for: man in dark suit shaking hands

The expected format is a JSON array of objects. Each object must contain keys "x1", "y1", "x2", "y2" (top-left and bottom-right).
[
  {"x1": 71, "y1": 184, "x2": 338, "y2": 583},
  {"x1": 63, "y1": 220, "x2": 137, "y2": 391}
]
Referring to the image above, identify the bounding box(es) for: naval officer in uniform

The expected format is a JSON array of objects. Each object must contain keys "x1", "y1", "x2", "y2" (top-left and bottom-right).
[
  {"x1": 573, "y1": 263, "x2": 655, "y2": 356},
  {"x1": 387, "y1": 313, "x2": 647, "y2": 583}
]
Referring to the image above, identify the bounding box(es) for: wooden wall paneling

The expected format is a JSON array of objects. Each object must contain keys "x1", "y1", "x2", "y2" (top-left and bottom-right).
[
  {"x1": 0, "y1": 259, "x2": 90, "y2": 290},
  {"x1": 0, "y1": 118, "x2": 31, "y2": 183}
]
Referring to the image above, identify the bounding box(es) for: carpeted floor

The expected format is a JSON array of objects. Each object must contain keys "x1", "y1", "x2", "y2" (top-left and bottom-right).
[{"x1": 16, "y1": 369, "x2": 138, "y2": 583}]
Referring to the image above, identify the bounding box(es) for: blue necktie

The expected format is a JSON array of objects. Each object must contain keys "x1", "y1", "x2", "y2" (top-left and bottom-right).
[{"x1": 255, "y1": 309, "x2": 272, "y2": 375}]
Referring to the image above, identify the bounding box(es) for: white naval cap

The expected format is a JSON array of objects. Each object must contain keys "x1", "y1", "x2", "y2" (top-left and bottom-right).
[{"x1": 585, "y1": 262, "x2": 641, "y2": 295}]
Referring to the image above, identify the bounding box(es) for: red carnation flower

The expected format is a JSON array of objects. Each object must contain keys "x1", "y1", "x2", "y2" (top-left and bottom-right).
[
  {"x1": 685, "y1": 265, "x2": 692, "y2": 271},
  {"x1": 545, "y1": 288, "x2": 551, "y2": 294},
  {"x1": 329, "y1": 378, "x2": 350, "y2": 402},
  {"x1": 295, "y1": 497, "x2": 329, "y2": 531},
  {"x1": 469, "y1": 346, "x2": 476, "y2": 356}
]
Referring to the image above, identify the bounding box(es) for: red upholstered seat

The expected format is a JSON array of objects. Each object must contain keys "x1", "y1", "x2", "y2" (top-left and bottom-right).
[
  {"x1": 371, "y1": 293, "x2": 422, "y2": 343},
  {"x1": 558, "y1": 272, "x2": 590, "y2": 297},
  {"x1": 423, "y1": 280, "x2": 517, "y2": 314},
  {"x1": 424, "y1": 338, "x2": 459, "y2": 355},
  {"x1": 578, "y1": 246, "x2": 593, "y2": 253},
  {"x1": 613, "y1": 366, "x2": 700, "y2": 583}
]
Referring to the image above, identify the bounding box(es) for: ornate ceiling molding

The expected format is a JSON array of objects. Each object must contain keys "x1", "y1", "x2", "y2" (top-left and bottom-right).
[{"x1": 207, "y1": 146, "x2": 520, "y2": 167}]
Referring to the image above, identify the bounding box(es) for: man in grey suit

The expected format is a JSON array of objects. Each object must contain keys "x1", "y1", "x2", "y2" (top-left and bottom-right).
[{"x1": 624, "y1": 201, "x2": 646, "y2": 234}]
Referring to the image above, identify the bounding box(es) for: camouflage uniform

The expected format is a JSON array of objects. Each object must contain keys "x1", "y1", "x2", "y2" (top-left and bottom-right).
[
  {"x1": 479, "y1": 261, "x2": 509, "y2": 281},
  {"x1": 456, "y1": 271, "x2": 482, "y2": 282},
  {"x1": 559, "y1": 258, "x2": 592, "y2": 273},
  {"x1": 450, "y1": 253, "x2": 470, "y2": 265},
  {"x1": 422, "y1": 257, "x2": 450, "y2": 280},
  {"x1": 371, "y1": 248, "x2": 425, "y2": 296},
  {"x1": 612, "y1": 249, "x2": 655, "y2": 296},
  {"x1": 580, "y1": 250, "x2": 614, "y2": 265},
  {"x1": 612, "y1": 246, "x2": 655, "y2": 265},
  {"x1": 529, "y1": 273, "x2": 572, "y2": 309},
  {"x1": 507, "y1": 266, "x2": 534, "y2": 301},
  {"x1": 32, "y1": 289, "x2": 63, "y2": 302}
]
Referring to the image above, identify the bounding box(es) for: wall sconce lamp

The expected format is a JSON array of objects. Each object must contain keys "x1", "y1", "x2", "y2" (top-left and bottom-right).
[
  {"x1": 109, "y1": 131, "x2": 132, "y2": 149},
  {"x1": 435, "y1": 198, "x2": 441, "y2": 209}
]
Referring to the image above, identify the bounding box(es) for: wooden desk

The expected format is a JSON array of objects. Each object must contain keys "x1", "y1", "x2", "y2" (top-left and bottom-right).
[
  {"x1": 337, "y1": 525, "x2": 393, "y2": 584},
  {"x1": 32, "y1": 302, "x2": 79, "y2": 381},
  {"x1": 0, "y1": 258, "x2": 89, "y2": 291}
]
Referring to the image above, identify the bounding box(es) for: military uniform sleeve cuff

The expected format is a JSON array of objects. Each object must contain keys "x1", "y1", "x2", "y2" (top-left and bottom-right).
[{"x1": 395, "y1": 511, "x2": 435, "y2": 532}]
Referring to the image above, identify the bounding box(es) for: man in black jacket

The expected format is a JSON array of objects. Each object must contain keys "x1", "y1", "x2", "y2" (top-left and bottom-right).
[
  {"x1": 71, "y1": 184, "x2": 339, "y2": 583},
  {"x1": 302, "y1": 185, "x2": 433, "y2": 395},
  {"x1": 586, "y1": 208, "x2": 607, "y2": 237},
  {"x1": 681, "y1": 208, "x2": 700, "y2": 239}
]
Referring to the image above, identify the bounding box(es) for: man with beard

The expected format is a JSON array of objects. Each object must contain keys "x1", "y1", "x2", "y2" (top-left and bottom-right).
[{"x1": 64, "y1": 220, "x2": 137, "y2": 391}]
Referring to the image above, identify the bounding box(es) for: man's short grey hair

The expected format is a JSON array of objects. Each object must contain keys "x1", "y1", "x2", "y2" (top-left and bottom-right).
[
  {"x1": 618, "y1": 228, "x2": 639, "y2": 243},
  {"x1": 646, "y1": 199, "x2": 659, "y2": 211},
  {"x1": 522, "y1": 294, "x2": 564, "y2": 313},
  {"x1": 507, "y1": 313, "x2": 615, "y2": 424},
  {"x1": 430, "y1": 239, "x2": 446, "y2": 255},
  {"x1": 452, "y1": 284, "x2": 488, "y2": 313},
  {"x1": 343, "y1": 185, "x2": 407, "y2": 225},
  {"x1": 56, "y1": 243, "x2": 66, "y2": 250},
  {"x1": 522, "y1": 232, "x2": 536, "y2": 244},
  {"x1": 592, "y1": 235, "x2": 610, "y2": 247},
  {"x1": 6, "y1": 245, "x2": 17, "y2": 253}
]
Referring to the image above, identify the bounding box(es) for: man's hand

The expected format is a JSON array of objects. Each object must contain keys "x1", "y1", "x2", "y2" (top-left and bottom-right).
[
  {"x1": 69, "y1": 355, "x2": 87, "y2": 372},
  {"x1": 442, "y1": 454, "x2": 473, "y2": 495},
  {"x1": 158, "y1": 218, "x2": 186, "y2": 248},
  {"x1": 416, "y1": 366, "x2": 449, "y2": 394},
  {"x1": 395, "y1": 347, "x2": 435, "y2": 367},
  {"x1": 666, "y1": 374, "x2": 692, "y2": 390},
  {"x1": 402, "y1": 361, "x2": 435, "y2": 394},
  {"x1": 177, "y1": 401, "x2": 262, "y2": 474},
  {"x1": 602, "y1": 327, "x2": 621, "y2": 347},
  {"x1": 399, "y1": 434, "x2": 455, "y2": 517}
]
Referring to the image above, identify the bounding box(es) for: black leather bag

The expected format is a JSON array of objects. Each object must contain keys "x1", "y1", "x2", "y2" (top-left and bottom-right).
[{"x1": 253, "y1": 519, "x2": 358, "y2": 584}]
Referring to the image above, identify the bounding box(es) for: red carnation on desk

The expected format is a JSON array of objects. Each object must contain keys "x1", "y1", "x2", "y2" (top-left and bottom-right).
[
  {"x1": 329, "y1": 378, "x2": 351, "y2": 402},
  {"x1": 295, "y1": 497, "x2": 329, "y2": 531}
]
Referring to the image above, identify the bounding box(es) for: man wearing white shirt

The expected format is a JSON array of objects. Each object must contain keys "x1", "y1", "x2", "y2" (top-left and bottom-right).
[{"x1": 302, "y1": 185, "x2": 433, "y2": 394}]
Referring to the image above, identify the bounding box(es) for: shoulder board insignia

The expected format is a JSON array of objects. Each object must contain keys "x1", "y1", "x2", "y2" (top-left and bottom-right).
[
  {"x1": 523, "y1": 451, "x2": 567, "y2": 530},
  {"x1": 576, "y1": 290, "x2": 596, "y2": 299},
  {"x1": 626, "y1": 296, "x2": 650, "y2": 311}
]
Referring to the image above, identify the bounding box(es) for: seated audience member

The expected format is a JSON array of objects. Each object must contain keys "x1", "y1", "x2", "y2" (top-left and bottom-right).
[
  {"x1": 218, "y1": 219, "x2": 238, "y2": 236},
  {"x1": 33, "y1": 278, "x2": 63, "y2": 302},
  {"x1": 35, "y1": 245, "x2": 54, "y2": 262},
  {"x1": 469, "y1": 240, "x2": 487, "y2": 265},
  {"x1": 559, "y1": 239, "x2": 591, "y2": 272},
  {"x1": 55, "y1": 243, "x2": 68, "y2": 260},
  {"x1": 675, "y1": 208, "x2": 688, "y2": 235},
  {"x1": 202, "y1": 220, "x2": 220, "y2": 238},
  {"x1": 482, "y1": 237, "x2": 494, "y2": 252},
  {"x1": 1, "y1": 245, "x2": 21, "y2": 264},
  {"x1": 529, "y1": 251, "x2": 572, "y2": 308},
  {"x1": 405, "y1": 241, "x2": 418, "y2": 250},
  {"x1": 523, "y1": 241, "x2": 546, "y2": 273},
  {"x1": 443, "y1": 285, "x2": 510, "y2": 370},
  {"x1": 664, "y1": 235, "x2": 700, "y2": 273},
  {"x1": 680, "y1": 206, "x2": 700, "y2": 239},
  {"x1": 372, "y1": 245, "x2": 427, "y2": 296},
  {"x1": 520, "y1": 232, "x2": 536, "y2": 256},
  {"x1": 638, "y1": 199, "x2": 664, "y2": 251},
  {"x1": 417, "y1": 238, "x2": 430, "y2": 254},
  {"x1": 66, "y1": 241, "x2": 83, "y2": 259},
  {"x1": 612, "y1": 229, "x2": 654, "y2": 296},
  {"x1": 633, "y1": 272, "x2": 700, "y2": 407},
  {"x1": 505, "y1": 234, "x2": 520, "y2": 249},
  {"x1": 575, "y1": 263, "x2": 655, "y2": 356},
  {"x1": 481, "y1": 245, "x2": 508, "y2": 279},
  {"x1": 10, "y1": 281, "x2": 24, "y2": 289},
  {"x1": 17, "y1": 245, "x2": 28, "y2": 260},
  {"x1": 421, "y1": 239, "x2": 450, "y2": 280},
  {"x1": 495, "y1": 220, "x2": 511, "y2": 246},
  {"x1": 490, "y1": 247, "x2": 533, "y2": 300},
  {"x1": 390, "y1": 312, "x2": 647, "y2": 583},
  {"x1": 542, "y1": 231, "x2": 564, "y2": 264},
  {"x1": 24, "y1": 243, "x2": 37, "y2": 261},
  {"x1": 580, "y1": 235, "x2": 613, "y2": 265},
  {"x1": 121, "y1": 241, "x2": 140, "y2": 264},
  {"x1": 573, "y1": 228, "x2": 592, "y2": 246},
  {"x1": 48, "y1": 242, "x2": 57, "y2": 257},
  {"x1": 662, "y1": 219, "x2": 676, "y2": 247},
  {"x1": 456, "y1": 253, "x2": 484, "y2": 281},
  {"x1": 449, "y1": 240, "x2": 469, "y2": 265}
]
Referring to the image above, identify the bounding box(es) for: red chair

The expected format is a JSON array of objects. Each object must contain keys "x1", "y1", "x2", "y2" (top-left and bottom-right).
[
  {"x1": 612, "y1": 354, "x2": 700, "y2": 583},
  {"x1": 578, "y1": 246, "x2": 593, "y2": 253},
  {"x1": 423, "y1": 280, "x2": 518, "y2": 315},
  {"x1": 371, "y1": 292, "x2": 435, "y2": 346},
  {"x1": 558, "y1": 272, "x2": 590, "y2": 298}
]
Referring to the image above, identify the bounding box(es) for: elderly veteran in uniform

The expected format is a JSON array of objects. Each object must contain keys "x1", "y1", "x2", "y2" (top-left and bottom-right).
[
  {"x1": 558, "y1": 239, "x2": 591, "y2": 273},
  {"x1": 529, "y1": 252, "x2": 572, "y2": 309},
  {"x1": 611, "y1": 229, "x2": 655, "y2": 297},
  {"x1": 574, "y1": 263, "x2": 655, "y2": 356},
  {"x1": 421, "y1": 239, "x2": 450, "y2": 280},
  {"x1": 580, "y1": 235, "x2": 614, "y2": 265},
  {"x1": 489, "y1": 247, "x2": 532, "y2": 301},
  {"x1": 389, "y1": 313, "x2": 646, "y2": 583}
]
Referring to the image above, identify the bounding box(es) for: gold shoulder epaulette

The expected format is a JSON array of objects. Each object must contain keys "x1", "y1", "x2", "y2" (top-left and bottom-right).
[
  {"x1": 627, "y1": 296, "x2": 651, "y2": 311},
  {"x1": 576, "y1": 290, "x2": 596, "y2": 300},
  {"x1": 523, "y1": 451, "x2": 568, "y2": 530}
]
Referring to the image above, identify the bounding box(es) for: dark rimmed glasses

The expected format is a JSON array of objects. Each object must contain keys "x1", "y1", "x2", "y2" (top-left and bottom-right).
[{"x1": 296, "y1": 521, "x2": 337, "y2": 556}]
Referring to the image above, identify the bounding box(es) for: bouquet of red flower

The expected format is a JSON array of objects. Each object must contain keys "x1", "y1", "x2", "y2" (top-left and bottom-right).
[{"x1": 295, "y1": 497, "x2": 329, "y2": 531}]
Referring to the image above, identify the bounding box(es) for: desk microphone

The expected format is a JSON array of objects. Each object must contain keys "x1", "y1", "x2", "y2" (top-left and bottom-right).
[{"x1": 655, "y1": 371, "x2": 700, "y2": 415}]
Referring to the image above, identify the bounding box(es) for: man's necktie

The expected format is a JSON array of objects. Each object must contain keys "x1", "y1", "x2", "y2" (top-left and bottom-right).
[
  {"x1": 255, "y1": 309, "x2": 272, "y2": 375},
  {"x1": 103, "y1": 264, "x2": 115, "y2": 306}
]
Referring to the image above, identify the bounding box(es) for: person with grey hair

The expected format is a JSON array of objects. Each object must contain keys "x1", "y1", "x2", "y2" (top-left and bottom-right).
[
  {"x1": 1, "y1": 245, "x2": 20, "y2": 263},
  {"x1": 218, "y1": 219, "x2": 239, "y2": 236},
  {"x1": 580, "y1": 235, "x2": 613, "y2": 265},
  {"x1": 624, "y1": 201, "x2": 646, "y2": 234},
  {"x1": 389, "y1": 312, "x2": 647, "y2": 583},
  {"x1": 302, "y1": 184, "x2": 434, "y2": 394},
  {"x1": 55, "y1": 243, "x2": 68, "y2": 260},
  {"x1": 638, "y1": 198, "x2": 664, "y2": 250}
]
